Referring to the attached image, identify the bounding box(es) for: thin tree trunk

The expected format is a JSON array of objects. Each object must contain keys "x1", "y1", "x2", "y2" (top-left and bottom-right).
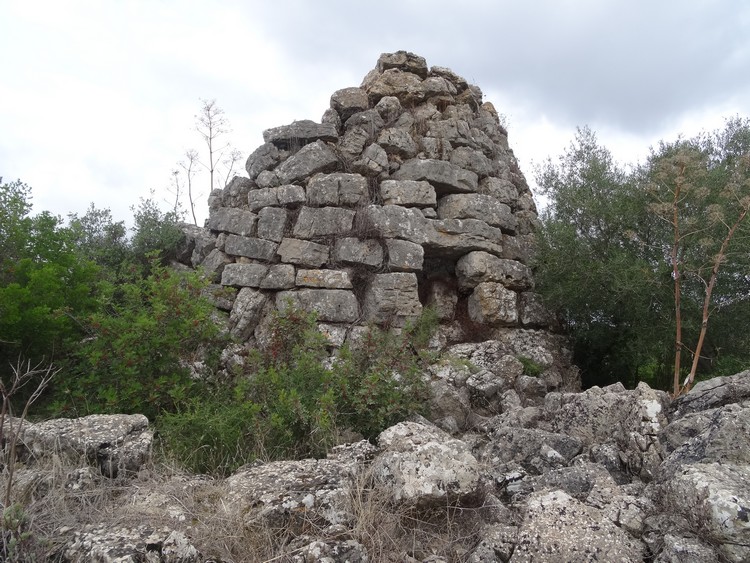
[{"x1": 671, "y1": 172, "x2": 683, "y2": 396}]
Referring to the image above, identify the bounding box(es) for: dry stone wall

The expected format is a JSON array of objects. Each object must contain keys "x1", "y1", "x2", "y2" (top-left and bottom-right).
[{"x1": 180, "y1": 51, "x2": 560, "y2": 373}]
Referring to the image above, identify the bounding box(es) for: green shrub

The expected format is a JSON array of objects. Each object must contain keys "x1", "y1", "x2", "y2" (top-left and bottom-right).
[
  {"x1": 158, "y1": 306, "x2": 438, "y2": 475},
  {"x1": 519, "y1": 356, "x2": 544, "y2": 378},
  {"x1": 52, "y1": 261, "x2": 225, "y2": 420}
]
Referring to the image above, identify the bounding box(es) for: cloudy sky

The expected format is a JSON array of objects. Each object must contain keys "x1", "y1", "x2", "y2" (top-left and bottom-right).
[{"x1": 2, "y1": 0, "x2": 749, "y2": 227}]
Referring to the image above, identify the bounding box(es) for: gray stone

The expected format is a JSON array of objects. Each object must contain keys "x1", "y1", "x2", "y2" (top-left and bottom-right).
[
  {"x1": 221, "y1": 263, "x2": 268, "y2": 287},
  {"x1": 198, "y1": 248, "x2": 232, "y2": 282},
  {"x1": 362, "y1": 273, "x2": 422, "y2": 326},
  {"x1": 262, "y1": 119, "x2": 338, "y2": 149},
  {"x1": 426, "y1": 119, "x2": 474, "y2": 148},
  {"x1": 277, "y1": 238, "x2": 329, "y2": 267},
  {"x1": 380, "y1": 179, "x2": 436, "y2": 207},
  {"x1": 449, "y1": 146, "x2": 494, "y2": 177},
  {"x1": 255, "y1": 169, "x2": 280, "y2": 188},
  {"x1": 426, "y1": 280, "x2": 458, "y2": 321},
  {"x1": 510, "y1": 490, "x2": 645, "y2": 562},
  {"x1": 276, "y1": 289, "x2": 359, "y2": 323},
  {"x1": 201, "y1": 283, "x2": 236, "y2": 311},
  {"x1": 430, "y1": 65, "x2": 469, "y2": 91},
  {"x1": 256, "y1": 206, "x2": 288, "y2": 242},
  {"x1": 21, "y1": 414, "x2": 152, "y2": 478},
  {"x1": 206, "y1": 207, "x2": 257, "y2": 236},
  {"x1": 307, "y1": 172, "x2": 368, "y2": 207},
  {"x1": 468, "y1": 282, "x2": 518, "y2": 326},
  {"x1": 296, "y1": 269, "x2": 353, "y2": 289},
  {"x1": 385, "y1": 239, "x2": 424, "y2": 272},
  {"x1": 424, "y1": 218, "x2": 505, "y2": 258},
  {"x1": 519, "y1": 292, "x2": 552, "y2": 327},
  {"x1": 222, "y1": 176, "x2": 254, "y2": 207},
  {"x1": 456, "y1": 251, "x2": 533, "y2": 291},
  {"x1": 364, "y1": 68, "x2": 426, "y2": 105},
  {"x1": 275, "y1": 140, "x2": 339, "y2": 184},
  {"x1": 338, "y1": 126, "x2": 371, "y2": 158},
  {"x1": 377, "y1": 51, "x2": 429, "y2": 78},
  {"x1": 653, "y1": 534, "x2": 722, "y2": 563},
  {"x1": 229, "y1": 287, "x2": 268, "y2": 340},
  {"x1": 372, "y1": 421, "x2": 481, "y2": 506},
  {"x1": 320, "y1": 107, "x2": 342, "y2": 131},
  {"x1": 63, "y1": 526, "x2": 200, "y2": 563},
  {"x1": 670, "y1": 370, "x2": 750, "y2": 419},
  {"x1": 333, "y1": 237, "x2": 384, "y2": 267},
  {"x1": 330, "y1": 87, "x2": 369, "y2": 121},
  {"x1": 248, "y1": 184, "x2": 306, "y2": 211},
  {"x1": 438, "y1": 194, "x2": 516, "y2": 231},
  {"x1": 245, "y1": 142, "x2": 281, "y2": 180},
  {"x1": 374, "y1": 95, "x2": 403, "y2": 123},
  {"x1": 292, "y1": 206, "x2": 355, "y2": 239},
  {"x1": 224, "y1": 234, "x2": 278, "y2": 262},
  {"x1": 352, "y1": 143, "x2": 388, "y2": 175},
  {"x1": 393, "y1": 158, "x2": 478, "y2": 195},
  {"x1": 423, "y1": 75, "x2": 458, "y2": 97},
  {"x1": 358, "y1": 204, "x2": 429, "y2": 243},
  {"x1": 259, "y1": 264, "x2": 296, "y2": 289},
  {"x1": 344, "y1": 108, "x2": 385, "y2": 134},
  {"x1": 378, "y1": 127, "x2": 418, "y2": 158}
]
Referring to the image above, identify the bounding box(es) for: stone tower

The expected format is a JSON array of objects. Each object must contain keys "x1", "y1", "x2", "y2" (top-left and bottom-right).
[{"x1": 179, "y1": 51, "x2": 578, "y2": 393}]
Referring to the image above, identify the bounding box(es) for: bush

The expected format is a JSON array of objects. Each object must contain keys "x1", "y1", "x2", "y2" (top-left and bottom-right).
[
  {"x1": 51, "y1": 261, "x2": 225, "y2": 420},
  {"x1": 158, "y1": 306, "x2": 438, "y2": 475}
]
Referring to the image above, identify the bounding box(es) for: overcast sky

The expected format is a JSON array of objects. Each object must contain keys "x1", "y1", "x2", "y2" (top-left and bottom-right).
[{"x1": 2, "y1": 0, "x2": 749, "y2": 227}]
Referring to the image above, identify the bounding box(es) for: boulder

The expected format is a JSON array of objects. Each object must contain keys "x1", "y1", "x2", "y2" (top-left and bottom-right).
[
  {"x1": 380, "y1": 179, "x2": 436, "y2": 207},
  {"x1": 262, "y1": 119, "x2": 339, "y2": 149},
  {"x1": 438, "y1": 194, "x2": 516, "y2": 232},
  {"x1": 245, "y1": 142, "x2": 281, "y2": 180},
  {"x1": 276, "y1": 289, "x2": 359, "y2": 323},
  {"x1": 362, "y1": 273, "x2": 422, "y2": 326},
  {"x1": 292, "y1": 206, "x2": 356, "y2": 239},
  {"x1": 393, "y1": 158, "x2": 478, "y2": 195},
  {"x1": 456, "y1": 251, "x2": 533, "y2": 291},
  {"x1": 248, "y1": 184, "x2": 306, "y2": 211},
  {"x1": 277, "y1": 238, "x2": 329, "y2": 268},
  {"x1": 307, "y1": 172, "x2": 368, "y2": 207},
  {"x1": 62, "y1": 526, "x2": 200, "y2": 563},
  {"x1": 330, "y1": 87, "x2": 369, "y2": 121},
  {"x1": 468, "y1": 282, "x2": 518, "y2": 326},
  {"x1": 333, "y1": 237, "x2": 384, "y2": 267},
  {"x1": 275, "y1": 140, "x2": 339, "y2": 184},
  {"x1": 205, "y1": 207, "x2": 256, "y2": 236}
]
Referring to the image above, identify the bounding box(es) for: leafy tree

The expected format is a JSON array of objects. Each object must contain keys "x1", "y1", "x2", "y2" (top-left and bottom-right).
[{"x1": 535, "y1": 120, "x2": 750, "y2": 391}]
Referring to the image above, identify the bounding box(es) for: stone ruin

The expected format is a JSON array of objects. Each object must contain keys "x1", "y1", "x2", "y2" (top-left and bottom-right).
[{"x1": 178, "y1": 50, "x2": 577, "y2": 392}]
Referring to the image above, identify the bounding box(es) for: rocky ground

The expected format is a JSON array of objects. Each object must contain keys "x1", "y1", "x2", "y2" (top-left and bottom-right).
[{"x1": 5, "y1": 360, "x2": 749, "y2": 562}]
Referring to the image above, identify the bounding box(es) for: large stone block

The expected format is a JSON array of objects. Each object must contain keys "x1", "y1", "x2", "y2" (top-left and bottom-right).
[
  {"x1": 296, "y1": 269, "x2": 353, "y2": 289},
  {"x1": 292, "y1": 206, "x2": 356, "y2": 239},
  {"x1": 229, "y1": 288, "x2": 268, "y2": 340},
  {"x1": 256, "y1": 207, "x2": 287, "y2": 243},
  {"x1": 330, "y1": 87, "x2": 369, "y2": 121},
  {"x1": 468, "y1": 282, "x2": 518, "y2": 326},
  {"x1": 262, "y1": 120, "x2": 338, "y2": 149},
  {"x1": 426, "y1": 279, "x2": 458, "y2": 321},
  {"x1": 456, "y1": 251, "x2": 533, "y2": 291},
  {"x1": 357, "y1": 205, "x2": 428, "y2": 243},
  {"x1": 377, "y1": 128, "x2": 418, "y2": 159},
  {"x1": 206, "y1": 207, "x2": 257, "y2": 237},
  {"x1": 424, "y1": 218, "x2": 504, "y2": 258},
  {"x1": 277, "y1": 238, "x2": 329, "y2": 268},
  {"x1": 385, "y1": 239, "x2": 424, "y2": 272},
  {"x1": 393, "y1": 158, "x2": 478, "y2": 195},
  {"x1": 364, "y1": 69, "x2": 426, "y2": 105},
  {"x1": 438, "y1": 193, "x2": 516, "y2": 232},
  {"x1": 245, "y1": 142, "x2": 281, "y2": 180},
  {"x1": 259, "y1": 264, "x2": 296, "y2": 289},
  {"x1": 276, "y1": 289, "x2": 359, "y2": 323},
  {"x1": 248, "y1": 185, "x2": 306, "y2": 212},
  {"x1": 333, "y1": 238, "x2": 384, "y2": 267},
  {"x1": 307, "y1": 173, "x2": 368, "y2": 207},
  {"x1": 221, "y1": 263, "x2": 268, "y2": 287},
  {"x1": 362, "y1": 273, "x2": 422, "y2": 326},
  {"x1": 224, "y1": 235, "x2": 278, "y2": 262},
  {"x1": 380, "y1": 179, "x2": 436, "y2": 207},
  {"x1": 275, "y1": 140, "x2": 339, "y2": 184}
]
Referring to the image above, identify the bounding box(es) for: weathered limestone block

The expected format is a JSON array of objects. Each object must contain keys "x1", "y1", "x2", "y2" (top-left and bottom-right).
[
  {"x1": 358, "y1": 204, "x2": 429, "y2": 243},
  {"x1": 277, "y1": 238, "x2": 329, "y2": 267},
  {"x1": 385, "y1": 239, "x2": 424, "y2": 272},
  {"x1": 224, "y1": 234, "x2": 278, "y2": 262},
  {"x1": 293, "y1": 539, "x2": 369, "y2": 563},
  {"x1": 276, "y1": 289, "x2": 358, "y2": 323},
  {"x1": 456, "y1": 251, "x2": 533, "y2": 291},
  {"x1": 229, "y1": 287, "x2": 268, "y2": 340},
  {"x1": 198, "y1": 248, "x2": 232, "y2": 282},
  {"x1": 377, "y1": 127, "x2": 417, "y2": 158},
  {"x1": 380, "y1": 179, "x2": 436, "y2": 207},
  {"x1": 320, "y1": 107, "x2": 341, "y2": 130},
  {"x1": 333, "y1": 237, "x2": 384, "y2": 267},
  {"x1": 468, "y1": 282, "x2": 518, "y2": 326},
  {"x1": 296, "y1": 269, "x2": 353, "y2": 289},
  {"x1": 206, "y1": 207, "x2": 256, "y2": 236},
  {"x1": 292, "y1": 206, "x2": 355, "y2": 239},
  {"x1": 670, "y1": 370, "x2": 750, "y2": 418},
  {"x1": 307, "y1": 172, "x2": 368, "y2": 207},
  {"x1": 330, "y1": 87, "x2": 369, "y2": 121},
  {"x1": 426, "y1": 279, "x2": 458, "y2": 321},
  {"x1": 221, "y1": 263, "x2": 268, "y2": 287},
  {"x1": 344, "y1": 108, "x2": 385, "y2": 134},
  {"x1": 661, "y1": 463, "x2": 750, "y2": 563},
  {"x1": 377, "y1": 51, "x2": 429, "y2": 78},
  {"x1": 511, "y1": 490, "x2": 645, "y2": 562},
  {"x1": 63, "y1": 526, "x2": 200, "y2": 563},
  {"x1": 245, "y1": 142, "x2": 281, "y2": 180},
  {"x1": 352, "y1": 143, "x2": 388, "y2": 175},
  {"x1": 424, "y1": 218, "x2": 504, "y2": 258},
  {"x1": 520, "y1": 292, "x2": 552, "y2": 327},
  {"x1": 338, "y1": 126, "x2": 370, "y2": 158},
  {"x1": 275, "y1": 140, "x2": 339, "y2": 184},
  {"x1": 449, "y1": 146, "x2": 495, "y2": 177},
  {"x1": 259, "y1": 264, "x2": 296, "y2": 289},
  {"x1": 201, "y1": 283, "x2": 236, "y2": 311},
  {"x1": 317, "y1": 323, "x2": 348, "y2": 347},
  {"x1": 362, "y1": 273, "x2": 422, "y2": 325},
  {"x1": 221, "y1": 176, "x2": 254, "y2": 207},
  {"x1": 248, "y1": 184, "x2": 306, "y2": 212},
  {"x1": 255, "y1": 169, "x2": 280, "y2": 189},
  {"x1": 372, "y1": 421, "x2": 480, "y2": 506},
  {"x1": 224, "y1": 458, "x2": 354, "y2": 528},
  {"x1": 423, "y1": 75, "x2": 458, "y2": 97},
  {"x1": 256, "y1": 206, "x2": 287, "y2": 242},
  {"x1": 438, "y1": 193, "x2": 517, "y2": 232},
  {"x1": 427, "y1": 119, "x2": 474, "y2": 147},
  {"x1": 21, "y1": 414, "x2": 152, "y2": 477},
  {"x1": 262, "y1": 119, "x2": 338, "y2": 149},
  {"x1": 374, "y1": 95, "x2": 403, "y2": 123},
  {"x1": 364, "y1": 69, "x2": 426, "y2": 105},
  {"x1": 393, "y1": 158, "x2": 478, "y2": 195},
  {"x1": 430, "y1": 65, "x2": 469, "y2": 92}
]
